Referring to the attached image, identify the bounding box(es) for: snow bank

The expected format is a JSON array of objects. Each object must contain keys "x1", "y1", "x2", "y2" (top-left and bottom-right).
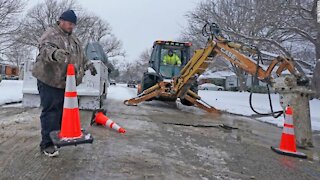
[
  {"x1": 0, "y1": 80, "x2": 23, "y2": 105},
  {"x1": 199, "y1": 91, "x2": 280, "y2": 116},
  {"x1": 199, "y1": 90, "x2": 320, "y2": 131},
  {"x1": 107, "y1": 84, "x2": 136, "y2": 101}
]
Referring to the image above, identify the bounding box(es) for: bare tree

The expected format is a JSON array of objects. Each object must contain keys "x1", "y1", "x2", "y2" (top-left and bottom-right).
[
  {"x1": 15, "y1": 0, "x2": 110, "y2": 47},
  {"x1": 11, "y1": 0, "x2": 125, "y2": 74},
  {"x1": 120, "y1": 49, "x2": 151, "y2": 81},
  {"x1": 138, "y1": 48, "x2": 151, "y2": 66},
  {"x1": 3, "y1": 43, "x2": 32, "y2": 67},
  {"x1": 0, "y1": 0, "x2": 24, "y2": 54},
  {"x1": 276, "y1": 0, "x2": 319, "y2": 60},
  {"x1": 182, "y1": 0, "x2": 319, "y2": 92},
  {"x1": 76, "y1": 14, "x2": 112, "y2": 45},
  {"x1": 120, "y1": 61, "x2": 136, "y2": 81},
  {"x1": 100, "y1": 35, "x2": 126, "y2": 59},
  {"x1": 133, "y1": 48, "x2": 151, "y2": 79}
]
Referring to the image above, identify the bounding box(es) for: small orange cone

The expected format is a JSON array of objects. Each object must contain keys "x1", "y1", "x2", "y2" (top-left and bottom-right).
[
  {"x1": 271, "y1": 106, "x2": 307, "y2": 159},
  {"x1": 50, "y1": 64, "x2": 93, "y2": 148},
  {"x1": 91, "y1": 109, "x2": 126, "y2": 134}
]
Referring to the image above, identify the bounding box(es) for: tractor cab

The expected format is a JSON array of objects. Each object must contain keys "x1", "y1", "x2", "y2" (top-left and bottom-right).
[
  {"x1": 139, "y1": 40, "x2": 192, "y2": 95},
  {"x1": 150, "y1": 40, "x2": 192, "y2": 79}
]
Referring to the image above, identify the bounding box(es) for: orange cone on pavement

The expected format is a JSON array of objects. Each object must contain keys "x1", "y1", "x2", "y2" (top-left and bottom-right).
[
  {"x1": 50, "y1": 64, "x2": 94, "y2": 148},
  {"x1": 91, "y1": 109, "x2": 126, "y2": 134},
  {"x1": 271, "y1": 106, "x2": 307, "y2": 158}
]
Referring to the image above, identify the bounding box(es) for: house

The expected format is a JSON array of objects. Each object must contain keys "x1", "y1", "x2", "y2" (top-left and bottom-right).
[
  {"x1": 225, "y1": 74, "x2": 267, "y2": 90},
  {"x1": 198, "y1": 70, "x2": 267, "y2": 90},
  {"x1": 198, "y1": 70, "x2": 235, "y2": 88},
  {"x1": 0, "y1": 60, "x2": 19, "y2": 78}
]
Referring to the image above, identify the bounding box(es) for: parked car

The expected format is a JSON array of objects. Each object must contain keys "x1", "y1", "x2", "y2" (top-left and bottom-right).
[
  {"x1": 4, "y1": 75, "x2": 19, "y2": 80},
  {"x1": 110, "y1": 79, "x2": 116, "y2": 85},
  {"x1": 198, "y1": 83, "x2": 224, "y2": 91},
  {"x1": 127, "y1": 80, "x2": 137, "y2": 88}
]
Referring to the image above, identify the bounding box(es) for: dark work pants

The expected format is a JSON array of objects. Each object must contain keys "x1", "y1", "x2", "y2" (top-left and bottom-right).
[{"x1": 37, "y1": 80, "x2": 65, "y2": 149}]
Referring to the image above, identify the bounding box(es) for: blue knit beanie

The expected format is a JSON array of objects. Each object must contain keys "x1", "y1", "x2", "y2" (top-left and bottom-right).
[{"x1": 59, "y1": 10, "x2": 77, "y2": 24}]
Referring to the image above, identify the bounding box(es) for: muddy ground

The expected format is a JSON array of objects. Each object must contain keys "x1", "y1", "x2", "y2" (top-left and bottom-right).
[{"x1": 0, "y1": 98, "x2": 320, "y2": 180}]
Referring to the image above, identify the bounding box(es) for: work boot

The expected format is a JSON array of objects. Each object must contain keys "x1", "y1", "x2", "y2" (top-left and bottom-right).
[{"x1": 42, "y1": 146, "x2": 59, "y2": 157}]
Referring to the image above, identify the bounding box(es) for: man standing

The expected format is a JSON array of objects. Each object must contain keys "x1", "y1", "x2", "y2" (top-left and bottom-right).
[
  {"x1": 163, "y1": 49, "x2": 181, "y2": 66},
  {"x1": 32, "y1": 10, "x2": 97, "y2": 157}
]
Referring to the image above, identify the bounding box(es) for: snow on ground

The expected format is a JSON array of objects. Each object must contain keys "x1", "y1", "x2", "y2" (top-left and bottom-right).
[
  {"x1": 107, "y1": 83, "x2": 136, "y2": 101},
  {"x1": 309, "y1": 100, "x2": 320, "y2": 131},
  {"x1": 199, "y1": 90, "x2": 320, "y2": 131},
  {"x1": 0, "y1": 80, "x2": 23, "y2": 106},
  {"x1": 199, "y1": 91, "x2": 276, "y2": 116}
]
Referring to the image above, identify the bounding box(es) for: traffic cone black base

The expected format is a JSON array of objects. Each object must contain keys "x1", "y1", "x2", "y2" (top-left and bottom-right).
[
  {"x1": 50, "y1": 130, "x2": 93, "y2": 148},
  {"x1": 271, "y1": 146, "x2": 307, "y2": 159}
]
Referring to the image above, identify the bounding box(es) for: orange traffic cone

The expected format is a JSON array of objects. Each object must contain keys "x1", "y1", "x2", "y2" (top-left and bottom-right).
[
  {"x1": 91, "y1": 109, "x2": 126, "y2": 134},
  {"x1": 50, "y1": 64, "x2": 93, "y2": 148},
  {"x1": 271, "y1": 106, "x2": 307, "y2": 158},
  {"x1": 59, "y1": 64, "x2": 82, "y2": 139}
]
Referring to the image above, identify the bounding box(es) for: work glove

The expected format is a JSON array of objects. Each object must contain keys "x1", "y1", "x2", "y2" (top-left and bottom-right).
[
  {"x1": 87, "y1": 63, "x2": 97, "y2": 76},
  {"x1": 53, "y1": 49, "x2": 69, "y2": 62}
]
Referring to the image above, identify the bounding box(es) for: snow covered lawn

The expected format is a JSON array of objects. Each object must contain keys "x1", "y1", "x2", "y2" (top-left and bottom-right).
[
  {"x1": 107, "y1": 83, "x2": 137, "y2": 101},
  {"x1": 0, "y1": 80, "x2": 23, "y2": 106},
  {"x1": 199, "y1": 90, "x2": 320, "y2": 131}
]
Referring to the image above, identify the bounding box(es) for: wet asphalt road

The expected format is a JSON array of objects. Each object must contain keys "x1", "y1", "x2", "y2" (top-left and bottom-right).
[{"x1": 0, "y1": 97, "x2": 320, "y2": 180}]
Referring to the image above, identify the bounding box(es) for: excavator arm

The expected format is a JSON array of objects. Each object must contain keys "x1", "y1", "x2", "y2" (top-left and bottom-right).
[
  {"x1": 173, "y1": 36, "x2": 302, "y2": 96},
  {"x1": 124, "y1": 23, "x2": 306, "y2": 114}
]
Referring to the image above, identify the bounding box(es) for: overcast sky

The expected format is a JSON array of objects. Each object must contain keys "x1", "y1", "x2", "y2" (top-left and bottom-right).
[{"x1": 28, "y1": 0, "x2": 200, "y2": 61}]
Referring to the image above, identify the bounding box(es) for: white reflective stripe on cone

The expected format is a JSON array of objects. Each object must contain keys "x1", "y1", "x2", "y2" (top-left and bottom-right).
[
  {"x1": 64, "y1": 97, "x2": 79, "y2": 109},
  {"x1": 285, "y1": 115, "x2": 293, "y2": 125},
  {"x1": 105, "y1": 119, "x2": 113, "y2": 127},
  {"x1": 66, "y1": 75, "x2": 77, "y2": 92},
  {"x1": 112, "y1": 123, "x2": 121, "y2": 131},
  {"x1": 283, "y1": 127, "x2": 294, "y2": 135}
]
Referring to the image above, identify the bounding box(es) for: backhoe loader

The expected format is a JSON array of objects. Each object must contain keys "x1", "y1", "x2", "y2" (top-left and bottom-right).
[{"x1": 124, "y1": 23, "x2": 310, "y2": 114}]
